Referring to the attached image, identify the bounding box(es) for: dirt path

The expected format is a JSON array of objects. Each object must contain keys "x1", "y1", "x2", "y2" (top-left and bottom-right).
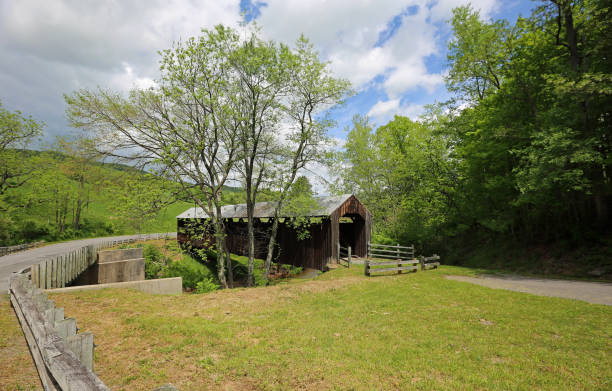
[
  {"x1": 446, "y1": 275, "x2": 612, "y2": 305},
  {"x1": 0, "y1": 233, "x2": 175, "y2": 293}
]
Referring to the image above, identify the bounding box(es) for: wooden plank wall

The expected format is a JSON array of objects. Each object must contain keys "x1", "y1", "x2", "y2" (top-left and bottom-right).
[{"x1": 178, "y1": 195, "x2": 372, "y2": 271}]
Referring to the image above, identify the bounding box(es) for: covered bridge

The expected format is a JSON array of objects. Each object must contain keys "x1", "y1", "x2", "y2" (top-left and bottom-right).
[{"x1": 176, "y1": 194, "x2": 371, "y2": 270}]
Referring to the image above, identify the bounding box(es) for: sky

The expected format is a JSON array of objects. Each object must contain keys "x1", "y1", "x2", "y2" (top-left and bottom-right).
[{"x1": 0, "y1": 0, "x2": 535, "y2": 150}]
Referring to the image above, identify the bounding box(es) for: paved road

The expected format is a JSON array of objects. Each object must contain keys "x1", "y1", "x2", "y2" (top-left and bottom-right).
[
  {"x1": 446, "y1": 275, "x2": 612, "y2": 305},
  {"x1": 0, "y1": 233, "x2": 175, "y2": 292}
]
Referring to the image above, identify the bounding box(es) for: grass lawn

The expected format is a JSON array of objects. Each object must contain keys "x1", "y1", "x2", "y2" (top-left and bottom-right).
[
  {"x1": 0, "y1": 294, "x2": 41, "y2": 391},
  {"x1": 47, "y1": 265, "x2": 611, "y2": 390}
]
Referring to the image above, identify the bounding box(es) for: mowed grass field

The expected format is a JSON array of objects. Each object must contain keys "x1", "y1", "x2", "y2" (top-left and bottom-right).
[
  {"x1": 0, "y1": 294, "x2": 41, "y2": 391},
  {"x1": 46, "y1": 266, "x2": 612, "y2": 390}
]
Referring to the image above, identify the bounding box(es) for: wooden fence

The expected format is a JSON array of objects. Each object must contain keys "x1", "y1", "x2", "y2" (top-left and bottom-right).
[
  {"x1": 365, "y1": 258, "x2": 419, "y2": 276},
  {"x1": 29, "y1": 233, "x2": 176, "y2": 290},
  {"x1": 367, "y1": 242, "x2": 414, "y2": 260},
  {"x1": 9, "y1": 274, "x2": 109, "y2": 390},
  {"x1": 0, "y1": 241, "x2": 44, "y2": 257},
  {"x1": 420, "y1": 255, "x2": 440, "y2": 270},
  {"x1": 337, "y1": 243, "x2": 352, "y2": 267},
  {"x1": 365, "y1": 242, "x2": 440, "y2": 276},
  {"x1": 9, "y1": 232, "x2": 178, "y2": 390}
]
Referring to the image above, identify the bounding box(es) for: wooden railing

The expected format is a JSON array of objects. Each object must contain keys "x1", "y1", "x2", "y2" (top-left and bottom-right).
[
  {"x1": 337, "y1": 243, "x2": 352, "y2": 267},
  {"x1": 9, "y1": 274, "x2": 109, "y2": 390},
  {"x1": 419, "y1": 255, "x2": 440, "y2": 270},
  {"x1": 367, "y1": 242, "x2": 414, "y2": 260},
  {"x1": 0, "y1": 241, "x2": 44, "y2": 257},
  {"x1": 365, "y1": 258, "x2": 419, "y2": 276},
  {"x1": 30, "y1": 233, "x2": 176, "y2": 289},
  {"x1": 365, "y1": 242, "x2": 440, "y2": 276}
]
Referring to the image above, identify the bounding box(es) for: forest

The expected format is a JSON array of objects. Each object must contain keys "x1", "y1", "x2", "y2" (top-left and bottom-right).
[
  {"x1": 335, "y1": 1, "x2": 611, "y2": 269},
  {"x1": 1, "y1": 0, "x2": 610, "y2": 282}
]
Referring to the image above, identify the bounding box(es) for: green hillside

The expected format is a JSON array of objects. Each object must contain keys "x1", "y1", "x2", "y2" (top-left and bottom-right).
[{"x1": 0, "y1": 150, "x2": 197, "y2": 245}]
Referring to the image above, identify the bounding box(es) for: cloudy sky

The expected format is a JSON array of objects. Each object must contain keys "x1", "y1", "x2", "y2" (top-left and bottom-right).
[{"x1": 0, "y1": 0, "x2": 534, "y2": 147}]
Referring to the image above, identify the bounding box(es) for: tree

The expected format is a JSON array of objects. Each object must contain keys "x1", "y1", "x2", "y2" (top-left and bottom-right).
[
  {"x1": 54, "y1": 136, "x2": 104, "y2": 231},
  {"x1": 232, "y1": 31, "x2": 289, "y2": 287},
  {"x1": 260, "y1": 36, "x2": 350, "y2": 280},
  {"x1": 109, "y1": 173, "x2": 176, "y2": 234},
  {"x1": 334, "y1": 114, "x2": 453, "y2": 247},
  {"x1": 66, "y1": 25, "x2": 243, "y2": 288},
  {"x1": 0, "y1": 101, "x2": 43, "y2": 197},
  {"x1": 442, "y1": 0, "x2": 612, "y2": 242}
]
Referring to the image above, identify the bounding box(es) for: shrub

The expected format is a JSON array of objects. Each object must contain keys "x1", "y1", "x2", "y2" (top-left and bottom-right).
[
  {"x1": 142, "y1": 244, "x2": 168, "y2": 279},
  {"x1": 163, "y1": 255, "x2": 216, "y2": 289},
  {"x1": 281, "y1": 264, "x2": 303, "y2": 276},
  {"x1": 195, "y1": 277, "x2": 219, "y2": 293},
  {"x1": 19, "y1": 220, "x2": 50, "y2": 241}
]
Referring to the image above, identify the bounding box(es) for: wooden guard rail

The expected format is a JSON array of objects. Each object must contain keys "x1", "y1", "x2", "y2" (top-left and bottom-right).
[
  {"x1": 0, "y1": 241, "x2": 45, "y2": 257},
  {"x1": 8, "y1": 232, "x2": 178, "y2": 390},
  {"x1": 337, "y1": 243, "x2": 352, "y2": 267},
  {"x1": 30, "y1": 233, "x2": 176, "y2": 289},
  {"x1": 365, "y1": 258, "x2": 419, "y2": 276},
  {"x1": 367, "y1": 242, "x2": 414, "y2": 260},
  {"x1": 9, "y1": 273, "x2": 109, "y2": 390}
]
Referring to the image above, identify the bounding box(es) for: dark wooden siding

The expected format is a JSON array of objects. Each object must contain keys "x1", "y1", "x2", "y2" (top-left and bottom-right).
[
  {"x1": 178, "y1": 194, "x2": 371, "y2": 270},
  {"x1": 330, "y1": 195, "x2": 372, "y2": 260}
]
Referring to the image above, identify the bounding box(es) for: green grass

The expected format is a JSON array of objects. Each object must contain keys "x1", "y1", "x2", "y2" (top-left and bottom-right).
[
  {"x1": 444, "y1": 234, "x2": 612, "y2": 281},
  {"x1": 50, "y1": 265, "x2": 612, "y2": 390}
]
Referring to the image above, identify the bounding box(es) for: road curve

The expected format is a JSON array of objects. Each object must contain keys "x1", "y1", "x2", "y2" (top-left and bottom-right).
[
  {"x1": 446, "y1": 275, "x2": 612, "y2": 305},
  {"x1": 0, "y1": 233, "x2": 176, "y2": 292}
]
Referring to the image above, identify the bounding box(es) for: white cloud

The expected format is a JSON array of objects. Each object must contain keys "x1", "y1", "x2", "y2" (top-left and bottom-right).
[
  {"x1": 0, "y1": 0, "x2": 502, "y2": 146},
  {"x1": 110, "y1": 63, "x2": 157, "y2": 91},
  {"x1": 368, "y1": 99, "x2": 401, "y2": 119},
  {"x1": 256, "y1": 0, "x2": 498, "y2": 111},
  {"x1": 0, "y1": 0, "x2": 241, "y2": 142},
  {"x1": 367, "y1": 100, "x2": 425, "y2": 125}
]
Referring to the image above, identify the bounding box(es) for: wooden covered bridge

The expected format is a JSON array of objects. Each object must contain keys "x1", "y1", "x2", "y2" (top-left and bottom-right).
[{"x1": 176, "y1": 194, "x2": 372, "y2": 270}]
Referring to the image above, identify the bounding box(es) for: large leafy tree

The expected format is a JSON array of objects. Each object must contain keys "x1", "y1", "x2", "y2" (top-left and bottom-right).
[
  {"x1": 335, "y1": 114, "x2": 453, "y2": 247},
  {"x1": 67, "y1": 25, "x2": 349, "y2": 287},
  {"x1": 66, "y1": 25, "x2": 242, "y2": 288},
  {"x1": 445, "y1": 0, "x2": 611, "y2": 240},
  {"x1": 0, "y1": 101, "x2": 43, "y2": 197}
]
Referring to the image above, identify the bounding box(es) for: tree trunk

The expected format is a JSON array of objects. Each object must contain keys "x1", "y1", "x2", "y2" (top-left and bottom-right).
[
  {"x1": 214, "y1": 195, "x2": 233, "y2": 288},
  {"x1": 593, "y1": 194, "x2": 608, "y2": 226},
  {"x1": 213, "y1": 215, "x2": 228, "y2": 289},
  {"x1": 264, "y1": 216, "x2": 280, "y2": 279},
  {"x1": 246, "y1": 200, "x2": 255, "y2": 287},
  {"x1": 224, "y1": 242, "x2": 234, "y2": 289}
]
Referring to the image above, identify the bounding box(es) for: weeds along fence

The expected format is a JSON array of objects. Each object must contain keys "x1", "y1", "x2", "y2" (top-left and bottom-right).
[
  {"x1": 29, "y1": 233, "x2": 176, "y2": 290},
  {"x1": 337, "y1": 243, "x2": 352, "y2": 267},
  {"x1": 0, "y1": 241, "x2": 45, "y2": 257}
]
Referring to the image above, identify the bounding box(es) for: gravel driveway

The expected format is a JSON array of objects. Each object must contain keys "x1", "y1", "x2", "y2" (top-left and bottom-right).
[
  {"x1": 0, "y1": 233, "x2": 175, "y2": 292},
  {"x1": 446, "y1": 275, "x2": 612, "y2": 305}
]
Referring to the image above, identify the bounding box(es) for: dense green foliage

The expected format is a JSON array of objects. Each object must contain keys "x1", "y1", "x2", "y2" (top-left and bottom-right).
[
  {"x1": 337, "y1": 0, "x2": 611, "y2": 265},
  {"x1": 0, "y1": 150, "x2": 191, "y2": 245}
]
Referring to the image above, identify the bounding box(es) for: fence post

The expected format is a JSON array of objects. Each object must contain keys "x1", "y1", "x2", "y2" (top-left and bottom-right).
[
  {"x1": 347, "y1": 246, "x2": 351, "y2": 268},
  {"x1": 364, "y1": 259, "x2": 369, "y2": 276},
  {"x1": 367, "y1": 242, "x2": 370, "y2": 259},
  {"x1": 397, "y1": 245, "x2": 402, "y2": 275},
  {"x1": 419, "y1": 256, "x2": 424, "y2": 271},
  {"x1": 337, "y1": 242, "x2": 340, "y2": 262}
]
